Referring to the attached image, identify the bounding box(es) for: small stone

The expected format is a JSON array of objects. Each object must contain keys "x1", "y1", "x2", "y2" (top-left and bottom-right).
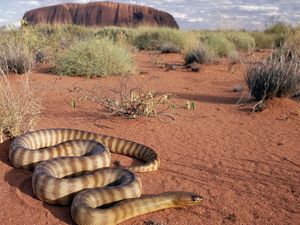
[{"x1": 226, "y1": 213, "x2": 237, "y2": 222}]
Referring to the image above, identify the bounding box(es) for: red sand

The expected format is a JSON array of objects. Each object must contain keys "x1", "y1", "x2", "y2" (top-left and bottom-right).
[{"x1": 0, "y1": 52, "x2": 299, "y2": 225}]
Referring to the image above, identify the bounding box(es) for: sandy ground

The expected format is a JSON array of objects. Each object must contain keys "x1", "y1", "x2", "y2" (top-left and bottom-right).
[{"x1": 0, "y1": 52, "x2": 299, "y2": 225}]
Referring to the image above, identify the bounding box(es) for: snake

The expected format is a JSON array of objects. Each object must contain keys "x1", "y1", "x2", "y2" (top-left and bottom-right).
[{"x1": 9, "y1": 128, "x2": 203, "y2": 225}]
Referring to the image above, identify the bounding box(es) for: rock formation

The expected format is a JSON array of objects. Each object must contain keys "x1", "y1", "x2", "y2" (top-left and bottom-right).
[{"x1": 23, "y1": 2, "x2": 179, "y2": 29}]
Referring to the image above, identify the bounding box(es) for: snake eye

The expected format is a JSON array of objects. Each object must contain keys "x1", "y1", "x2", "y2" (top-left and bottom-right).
[{"x1": 191, "y1": 195, "x2": 203, "y2": 202}]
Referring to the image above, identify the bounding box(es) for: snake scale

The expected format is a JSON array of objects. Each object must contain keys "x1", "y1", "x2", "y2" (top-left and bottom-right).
[{"x1": 9, "y1": 128, "x2": 202, "y2": 225}]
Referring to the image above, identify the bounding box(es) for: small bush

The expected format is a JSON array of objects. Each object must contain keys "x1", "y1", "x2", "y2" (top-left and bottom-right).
[
  {"x1": 0, "y1": 42, "x2": 33, "y2": 74},
  {"x1": 184, "y1": 45, "x2": 217, "y2": 65},
  {"x1": 245, "y1": 54, "x2": 299, "y2": 101},
  {"x1": 54, "y1": 38, "x2": 135, "y2": 77},
  {"x1": 0, "y1": 70, "x2": 40, "y2": 141},
  {"x1": 225, "y1": 31, "x2": 256, "y2": 51}
]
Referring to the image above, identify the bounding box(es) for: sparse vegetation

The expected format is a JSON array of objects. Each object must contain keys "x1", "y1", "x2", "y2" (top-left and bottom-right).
[
  {"x1": 0, "y1": 69, "x2": 40, "y2": 142},
  {"x1": 54, "y1": 38, "x2": 135, "y2": 77},
  {"x1": 185, "y1": 101, "x2": 196, "y2": 110},
  {"x1": 83, "y1": 76, "x2": 174, "y2": 118}
]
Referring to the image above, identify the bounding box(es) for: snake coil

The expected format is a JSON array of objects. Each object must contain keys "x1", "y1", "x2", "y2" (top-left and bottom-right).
[{"x1": 9, "y1": 128, "x2": 202, "y2": 225}]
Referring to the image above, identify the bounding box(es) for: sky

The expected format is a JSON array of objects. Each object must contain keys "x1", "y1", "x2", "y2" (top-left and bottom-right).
[{"x1": 0, "y1": 0, "x2": 299, "y2": 30}]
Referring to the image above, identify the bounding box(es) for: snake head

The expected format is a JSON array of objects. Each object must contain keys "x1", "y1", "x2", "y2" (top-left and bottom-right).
[{"x1": 172, "y1": 192, "x2": 203, "y2": 206}]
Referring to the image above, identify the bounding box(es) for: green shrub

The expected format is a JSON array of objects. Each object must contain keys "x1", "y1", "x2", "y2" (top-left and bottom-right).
[
  {"x1": 264, "y1": 22, "x2": 293, "y2": 47},
  {"x1": 0, "y1": 25, "x2": 97, "y2": 65},
  {"x1": 54, "y1": 38, "x2": 135, "y2": 77},
  {"x1": 95, "y1": 26, "x2": 133, "y2": 43},
  {"x1": 202, "y1": 33, "x2": 236, "y2": 57},
  {"x1": 33, "y1": 25, "x2": 95, "y2": 62},
  {"x1": 250, "y1": 32, "x2": 275, "y2": 49},
  {"x1": 132, "y1": 27, "x2": 194, "y2": 51},
  {"x1": 245, "y1": 54, "x2": 299, "y2": 101},
  {"x1": 224, "y1": 31, "x2": 255, "y2": 51}
]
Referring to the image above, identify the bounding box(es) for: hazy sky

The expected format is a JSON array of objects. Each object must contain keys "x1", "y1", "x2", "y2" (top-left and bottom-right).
[{"x1": 0, "y1": 0, "x2": 299, "y2": 30}]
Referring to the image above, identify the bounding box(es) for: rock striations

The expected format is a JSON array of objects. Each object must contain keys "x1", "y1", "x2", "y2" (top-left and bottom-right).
[{"x1": 23, "y1": 1, "x2": 179, "y2": 28}]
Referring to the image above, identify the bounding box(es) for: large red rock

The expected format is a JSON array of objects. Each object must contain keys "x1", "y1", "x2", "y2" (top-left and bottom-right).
[{"x1": 23, "y1": 2, "x2": 179, "y2": 28}]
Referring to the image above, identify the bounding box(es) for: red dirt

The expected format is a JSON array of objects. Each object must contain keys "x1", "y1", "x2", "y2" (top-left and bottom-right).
[{"x1": 0, "y1": 52, "x2": 299, "y2": 225}]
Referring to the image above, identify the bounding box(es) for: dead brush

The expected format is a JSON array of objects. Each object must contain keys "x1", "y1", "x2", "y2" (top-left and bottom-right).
[
  {"x1": 87, "y1": 76, "x2": 173, "y2": 119},
  {"x1": 0, "y1": 68, "x2": 40, "y2": 142},
  {"x1": 103, "y1": 91, "x2": 172, "y2": 118},
  {"x1": 102, "y1": 78, "x2": 172, "y2": 118}
]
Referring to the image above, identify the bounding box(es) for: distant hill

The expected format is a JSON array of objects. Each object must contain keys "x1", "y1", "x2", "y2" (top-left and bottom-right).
[{"x1": 23, "y1": 1, "x2": 179, "y2": 29}]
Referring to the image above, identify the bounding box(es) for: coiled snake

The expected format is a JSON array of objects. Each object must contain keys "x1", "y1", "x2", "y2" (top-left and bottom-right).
[{"x1": 9, "y1": 128, "x2": 202, "y2": 225}]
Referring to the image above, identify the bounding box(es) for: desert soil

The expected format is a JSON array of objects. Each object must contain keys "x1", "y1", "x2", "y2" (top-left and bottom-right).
[{"x1": 0, "y1": 51, "x2": 299, "y2": 225}]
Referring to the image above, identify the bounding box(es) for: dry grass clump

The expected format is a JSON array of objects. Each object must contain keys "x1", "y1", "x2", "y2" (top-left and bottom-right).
[
  {"x1": 0, "y1": 42, "x2": 34, "y2": 74},
  {"x1": 245, "y1": 52, "x2": 299, "y2": 101},
  {"x1": 0, "y1": 69, "x2": 40, "y2": 142}
]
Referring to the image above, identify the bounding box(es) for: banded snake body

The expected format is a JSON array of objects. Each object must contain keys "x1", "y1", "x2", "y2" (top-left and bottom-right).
[{"x1": 9, "y1": 128, "x2": 202, "y2": 225}]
